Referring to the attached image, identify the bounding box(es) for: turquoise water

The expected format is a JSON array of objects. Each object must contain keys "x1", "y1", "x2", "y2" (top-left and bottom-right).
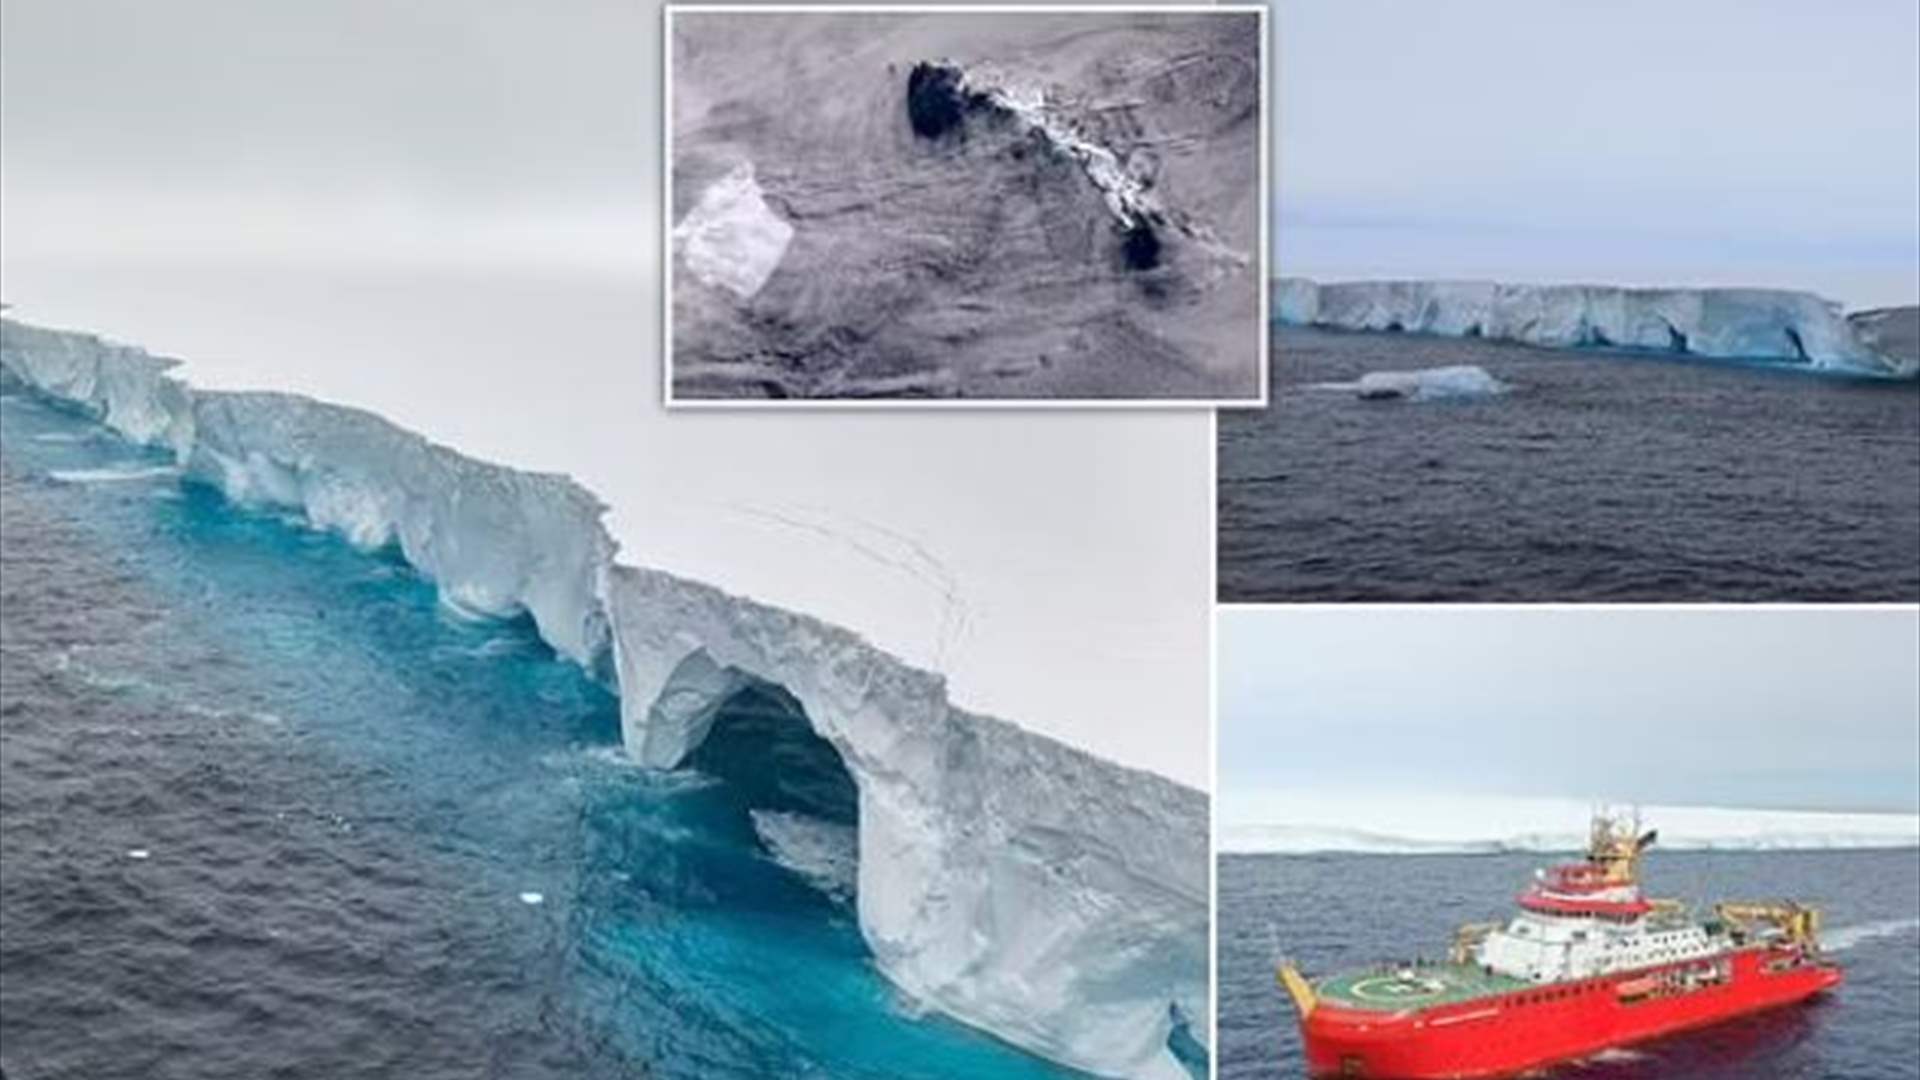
[{"x1": 0, "y1": 388, "x2": 1084, "y2": 1079}]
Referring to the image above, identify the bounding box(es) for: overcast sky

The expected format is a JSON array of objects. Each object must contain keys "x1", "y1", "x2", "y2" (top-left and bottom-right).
[
  {"x1": 1277, "y1": 0, "x2": 1920, "y2": 308},
  {"x1": 0, "y1": 0, "x2": 1211, "y2": 787},
  {"x1": 1219, "y1": 607, "x2": 1920, "y2": 819}
]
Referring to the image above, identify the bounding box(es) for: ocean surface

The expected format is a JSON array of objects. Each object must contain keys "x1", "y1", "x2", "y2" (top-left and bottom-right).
[
  {"x1": 0, "y1": 388, "x2": 1085, "y2": 1079},
  {"x1": 1218, "y1": 849, "x2": 1920, "y2": 1080},
  {"x1": 1219, "y1": 325, "x2": 1920, "y2": 602}
]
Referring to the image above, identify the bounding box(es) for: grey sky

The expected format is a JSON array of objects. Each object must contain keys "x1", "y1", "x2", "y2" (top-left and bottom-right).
[
  {"x1": 0, "y1": 0, "x2": 1213, "y2": 787},
  {"x1": 1219, "y1": 607, "x2": 1920, "y2": 815},
  {"x1": 1276, "y1": 0, "x2": 1920, "y2": 309}
]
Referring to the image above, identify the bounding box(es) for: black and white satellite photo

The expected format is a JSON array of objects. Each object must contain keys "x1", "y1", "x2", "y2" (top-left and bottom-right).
[{"x1": 668, "y1": 8, "x2": 1265, "y2": 402}]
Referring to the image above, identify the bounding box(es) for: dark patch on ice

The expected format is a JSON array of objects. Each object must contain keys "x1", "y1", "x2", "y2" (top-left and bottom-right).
[
  {"x1": 1784, "y1": 327, "x2": 1810, "y2": 364},
  {"x1": 1121, "y1": 222, "x2": 1162, "y2": 271},
  {"x1": 906, "y1": 62, "x2": 987, "y2": 139}
]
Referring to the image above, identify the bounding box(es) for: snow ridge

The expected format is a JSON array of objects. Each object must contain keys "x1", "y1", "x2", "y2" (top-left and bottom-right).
[
  {"x1": 1273, "y1": 277, "x2": 1918, "y2": 378},
  {"x1": 1, "y1": 316, "x2": 1207, "y2": 1080}
]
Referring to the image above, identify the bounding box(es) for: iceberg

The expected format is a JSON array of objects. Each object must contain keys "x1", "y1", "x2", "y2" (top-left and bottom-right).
[
  {"x1": 672, "y1": 162, "x2": 795, "y2": 300},
  {"x1": 1309, "y1": 365, "x2": 1508, "y2": 402},
  {"x1": 1271, "y1": 278, "x2": 1919, "y2": 378},
  {"x1": 0, "y1": 316, "x2": 1207, "y2": 1080}
]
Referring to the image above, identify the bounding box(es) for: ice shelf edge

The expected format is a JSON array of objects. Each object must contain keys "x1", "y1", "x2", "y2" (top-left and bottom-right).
[{"x1": 0, "y1": 315, "x2": 1208, "y2": 1080}]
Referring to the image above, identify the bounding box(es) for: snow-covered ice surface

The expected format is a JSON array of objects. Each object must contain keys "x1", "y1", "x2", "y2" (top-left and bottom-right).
[
  {"x1": 1309, "y1": 364, "x2": 1508, "y2": 402},
  {"x1": 1218, "y1": 792, "x2": 1920, "y2": 855},
  {"x1": 671, "y1": 163, "x2": 795, "y2": 299},
  {"x1": 1274, "y1": 278, "x2": 1919, "y2": 378},
  {"x1": 1, "y1": 317, "x2": 1208, "y2": 1080}
]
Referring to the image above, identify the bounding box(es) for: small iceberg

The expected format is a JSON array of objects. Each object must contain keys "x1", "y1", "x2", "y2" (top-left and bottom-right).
[
  {"x1": 751, "y1": 808, "x2": 859, "y2": 905},
  {"x1": 519, "y1": 891, "x2": 544, "y2": 905},
  {"x1": 1312, "y1": 365, "x2": 1509, "y2": 402}
]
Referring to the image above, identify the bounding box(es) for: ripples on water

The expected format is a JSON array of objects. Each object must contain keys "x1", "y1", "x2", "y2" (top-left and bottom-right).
[
  {"x1": 1218, "y1": 849, "x2": 1920, "y2": 1080},
  {"x1": 0, "y1": 391, "x2": 1081, "y2": 1080},
  {"x1": 1219, "y1": 327, "x2": 1920, "y2": 602}
]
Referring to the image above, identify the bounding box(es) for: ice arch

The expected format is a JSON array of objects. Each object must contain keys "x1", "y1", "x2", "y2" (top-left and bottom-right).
[
  {"x1": 605, "y1": 567, "x2": 1206, "y2": 1080},
  {"x1": 1, "y1": 317, "x2": 1208, "y2": 1080}
]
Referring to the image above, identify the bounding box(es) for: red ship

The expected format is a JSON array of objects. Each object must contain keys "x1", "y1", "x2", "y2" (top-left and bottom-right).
[{"x1": 1276, "y1": 813, "x2": 1842, "y2": 1079}]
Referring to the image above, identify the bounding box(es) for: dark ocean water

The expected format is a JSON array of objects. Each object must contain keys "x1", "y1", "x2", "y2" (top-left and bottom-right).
[
  {"x1": 1219, "y1": 849, "x2": 1920, "y2": 1080},
  {"x1": 0, "y1": 389, "x2": 1081, "y2": 1080},
  {"x1": 1219, "y1": 327, "x2": 1920, "y2": 602}
]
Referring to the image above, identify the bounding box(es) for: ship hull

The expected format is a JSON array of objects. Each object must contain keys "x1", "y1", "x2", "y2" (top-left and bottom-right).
[{"x1": 1300, "y1": 948, "x2": 1841, "y2": 1079}]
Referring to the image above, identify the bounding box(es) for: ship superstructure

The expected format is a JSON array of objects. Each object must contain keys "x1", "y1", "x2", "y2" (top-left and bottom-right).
[{"x1": 1277, "y1": 813, "x2": 1841, "y2": 1079}]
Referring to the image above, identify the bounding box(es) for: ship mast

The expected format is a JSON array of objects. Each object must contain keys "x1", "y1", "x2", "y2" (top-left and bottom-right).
[{"x1": 1587, "y1": 809, "x2": 1657, "y2": 887}]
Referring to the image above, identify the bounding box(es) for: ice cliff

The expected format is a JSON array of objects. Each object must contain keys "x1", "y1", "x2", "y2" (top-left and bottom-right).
[
  {"x1": 1273, "y1": 278, "x2": 1919, "y2": 378},
  {"x1": 0, "y1": 317, "x2": 1208, "y2": 1080}
]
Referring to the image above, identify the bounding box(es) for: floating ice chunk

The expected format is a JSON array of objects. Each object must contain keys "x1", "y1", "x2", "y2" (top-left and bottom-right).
[
  {"x1": 519, "y1": 891, "x2": 544, "y2": 905},
  {"x1": 673, "y1": 163, "x2": 795, "y2": 299},
  {"x1": 126, "y1": 849, "x2": 151, "y2": 860},
  {"x1": 752, "y1": 809, "x2": 859, "y2": 904},
  {"x1": 1352, "y1": 365, "x2": 1509, "y2": 402}
]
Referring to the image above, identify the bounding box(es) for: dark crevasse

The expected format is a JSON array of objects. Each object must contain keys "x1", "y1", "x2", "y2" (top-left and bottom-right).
[{"x1": 0, "y1": 389, "x2": 1083, "y2": 1080}]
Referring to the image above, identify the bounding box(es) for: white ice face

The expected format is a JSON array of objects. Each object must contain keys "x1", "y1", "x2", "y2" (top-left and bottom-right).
[
  {"x1": 604, "y1": 565, "x2": 1209, "y2": 1080},
  {"x1": 0, "y1": 321, "x2": 197, "y2": 457},
  {"x1": 1350, "y1": 365, "x2": 1509, "y2": 402},
  {"x1": 1272, "y1": 277, "x2": 1918, "y2": 377},
  {"x1": 1, "y1": 316, "x2": 1209, "y2": 1080},
  {"x1": 672, "y1": 162, "x2": 796, "y2": 300}
]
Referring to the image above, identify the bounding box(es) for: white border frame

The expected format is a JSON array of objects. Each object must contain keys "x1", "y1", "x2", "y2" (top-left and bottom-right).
[{"x1": 662, "y1": 3, "x2": 1270, "y2": 409}]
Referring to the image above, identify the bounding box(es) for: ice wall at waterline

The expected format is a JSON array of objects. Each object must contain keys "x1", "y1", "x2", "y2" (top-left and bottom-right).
[
  {"x1": 0, "y1": 317, "x2": 1207, "y2": 1080},
  {"x1": 606, "y1": 566, "x2": 1208, "y2": 1079},
  {"x1": 1272, "y1": 278, "x2": 1919, "y2": 377},
  {"x1": 0, "y1": 320, "x2": 198, "y2": 455}
]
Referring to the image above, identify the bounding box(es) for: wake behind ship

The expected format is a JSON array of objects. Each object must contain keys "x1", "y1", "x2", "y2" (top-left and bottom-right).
[{"x1": 1276, "y1": 814, "x2": 1842, "y2": 1079}]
